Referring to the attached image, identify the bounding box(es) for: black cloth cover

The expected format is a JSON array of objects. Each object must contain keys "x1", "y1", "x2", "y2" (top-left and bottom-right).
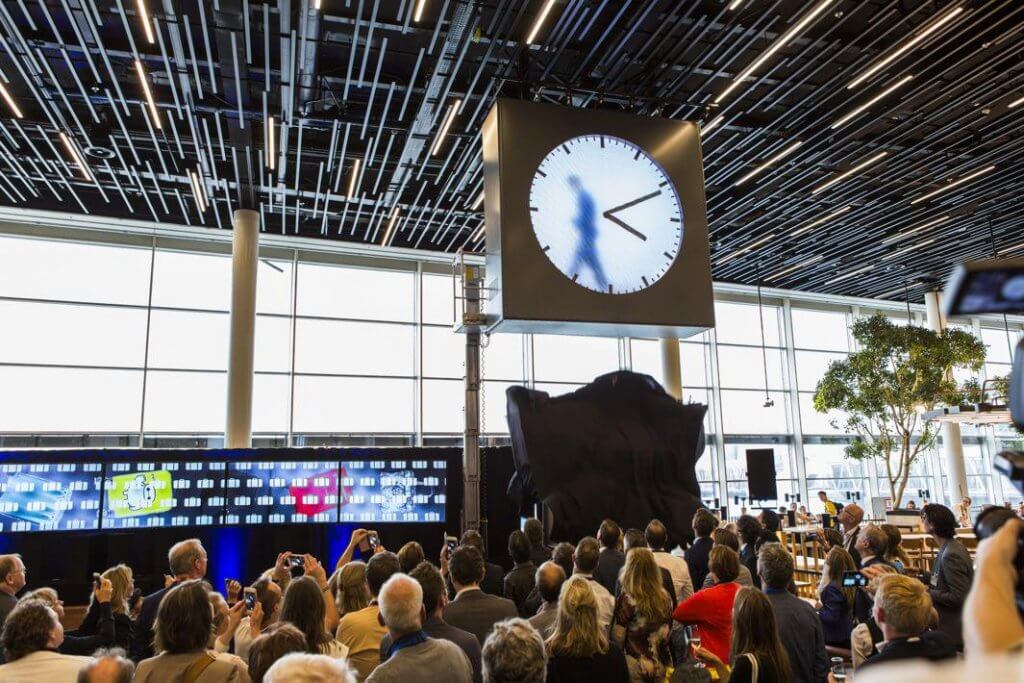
[{"x1": 506, "y1": 371, "x2": 707, "y2": 547}]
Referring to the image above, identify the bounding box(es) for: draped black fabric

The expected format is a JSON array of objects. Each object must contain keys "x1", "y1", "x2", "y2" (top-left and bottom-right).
[{"x1": 506, "y1": 371, "x2": 707, "y2": 547}]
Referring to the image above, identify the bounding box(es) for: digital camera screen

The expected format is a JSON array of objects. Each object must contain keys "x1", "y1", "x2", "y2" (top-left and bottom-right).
[
  {"x1": 102, "y1": 461, "x2": 226, "y2": 529},
  {"x1": 226, "y1": 461, "x2": 340, "y2": 525},
  {"x1": 0, "y1": 463, "x2": 103, "y2": 532},
  {"x1": 338, "y1": 459, "x2": 447, "y2": 523}
]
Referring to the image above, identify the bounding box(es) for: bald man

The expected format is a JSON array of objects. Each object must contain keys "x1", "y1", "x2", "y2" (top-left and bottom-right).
[
  {"x1": 77, "y1": 648, "x2": 135, "y2": 683},
  {"x1": 528, "y1": 561, "x2": 566, "y2": 638},
  {"x1": 839, "y1": 503, "x2": 865, "y2": 566}
]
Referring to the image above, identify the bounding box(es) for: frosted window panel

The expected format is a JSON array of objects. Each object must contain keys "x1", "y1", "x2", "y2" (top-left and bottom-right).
[
  {"x1": 980, "y1": 327, "x2": 1015, "y2": 364},
  {"x1": 481, "y1": 333, "x2": 525, "y2": 382},
  {"x1": 0, "y1": 301, "x2": 147, "y2": 367},
  {"x1": 795, "y1": 350, "x2": 847, "y2": 391},
  {"x1": 629, "y1": 339, "x2": 709, "y2": 387},
  {"x1": 482, "y1": 381, "x2": 516, "y2": 434},
  {"x1": 252, "y1": 373, "x2": 290, "y2": 433},
  {"x1": 964, "y1": 475, "x2": 993, "y2": 506},
  {"x1": 422, "y1": 379, "x2": 464, "y2": 433},
  {"x1": 256, "y1": 259, "x2": 294, "y2": 315},
  {"x1": 423, "y1": 326, "x2": 465, "y2": 378},
  {"x1": 535, "y1": 382, "x2": 585, "y2": 397},
  {"x1": 716, "y1": 346, "x2": 786, "y2": 390},
  {"x1": 791, "y1": 309, "x2": 849, "y2": 351},
  {"x1": 296, "y1": 263, "x2": 414, "y2": 322},
  {"x1": 293, "y1": 376, "x2": 414, "y2": 432},
  {"x1": 629, "y1": 339, "x2": 661, "y2": 378},
  {"x1": 0, "y1": 366, "x2": 142, "y2": 432},
  {"x1": 533, "y1": 334, "x2": 620, "y2": 383},
  {"x1": 422, "y1": 273, "x2": 456, "y2": 325},
  {"x1": 147, "y1": 310, "x2": 228, "y2": 370},
  {"x1": 714, "y1": 302, "x2": 781, "y2": 346},
  {"x1": 695, "y1": 442, "x2": 716, "y2": 482},
  {"x1": 0, "y1": 236, "x2": 151, "y2": 305},
  {"x1": 720, "y1": 390, "x2": 789, "y2": 434},
  {"x1": 803, "y1": 443, "x2": 864, "y2": 480},
  {"x1": 681, "y1": 343, "x2": 709, "y2": 387},
  {"x1": 798, "y1": 393, "x2": 851, "y2": 435},
  {"x1": 152, "y1": 250, "x2": 231, "y2": 310},
  {"x1": 143, "y1": 370, "x2": 226, "y2": 432},
  {"x1": 254, "y1": 316, "x2": 291, "y2": 373},
  {"x1": 294, "y1": 319, "x2": 414, "y2": 376}
]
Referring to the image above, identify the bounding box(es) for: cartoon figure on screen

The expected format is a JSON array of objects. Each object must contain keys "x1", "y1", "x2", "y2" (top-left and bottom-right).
[
  {"x1": 566, "y1": 175, "x2": 608, "y2": 291},
  {"x1": 123, "y1": 474, "x2": 157, "y2": 512}
]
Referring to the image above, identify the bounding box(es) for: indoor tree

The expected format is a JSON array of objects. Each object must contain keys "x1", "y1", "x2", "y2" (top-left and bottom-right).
[{"x1": 813, "y1": 314, "x2": 986, "y2": 506}]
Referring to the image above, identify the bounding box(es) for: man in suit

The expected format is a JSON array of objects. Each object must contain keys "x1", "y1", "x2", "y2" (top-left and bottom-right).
[
  {"x1": 593, "y1": 519, "x2": 625, "y2": 595},
  {"x1": 459, "y1": 530, "x2": 504, "y2": 596},
  {"x1": 528, "y1": 562, "x2": 565, "y2": 638},
  {"x1": 523, "y1": 518, "x2": 553, "y2": 568},
  {"x1": 853, "y1": 524, "x2": 893, "y2": 623},
  {"x1": 859, "y1": 574, "x2": 957, "y2": 669},
  {"x1": 686, "y1": 510, "x2": 717, "y2": 591},
  {"x1": 503, "y1": 531, "x2": 536, "y2": 618},
  {"x1": 838, "y1": 503, "x2": 865, "y2": 567},
  {"x1": 130, "y1": 538, "x2": 208, "y2": 662},
  {"x1": 443, "y1": 545, "x2": 518, "y2": 645},
  {"x1": 922, "y1": 503, "x2": 973, "y2": 650}
]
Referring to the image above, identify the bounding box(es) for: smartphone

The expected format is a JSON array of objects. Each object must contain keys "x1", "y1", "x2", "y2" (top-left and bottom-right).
[
  {"x1": 244, "y1": 590, "x2": 256, "y2": 610},
  {"x1": 841, "y1": 570, "x2": 868, "y2": 588},
  {"x1": 93, "y1": 572, "x2": 102, "y2": 589},
  {"x1": 367, "y1": 533, "x2": 380, "y2": 549},
  {"x1": 289, "y1": 554, "x2": 305, "y2": 568},
  {"x1": 444, "y1": 535, "x2": 458, "y2": 556}
]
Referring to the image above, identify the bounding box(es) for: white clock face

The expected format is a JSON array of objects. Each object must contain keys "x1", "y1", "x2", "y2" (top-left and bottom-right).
[{"x1": 528, "y1": 135, "x2": 684, "y2": 294}]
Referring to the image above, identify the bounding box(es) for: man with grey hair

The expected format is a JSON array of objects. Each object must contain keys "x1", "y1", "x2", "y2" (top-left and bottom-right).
[
  {"x1": 0, "y1": 554, "x2": 26, "y2": 635},
  {"x1": 130, "y1": 538, "x2": 208, "y2": 662},
  {"x1": 482, "y1": 618, "x2": 546, "y2": 683},
  {"x1": 572, "y1": 537, "x2": 614, "y2": 633},
  {"x1": 367, "y1": 574, "x2": 473, "y2": 682},
  {"x1": 264, "y1": 652, "x2": 357, "y2": 683},
  {"x1": 77, "y1": 648, "x2": 135, "y2": 683},
  {"x1": 758, "y1": 543, "x2": 828, "y2": 683}
]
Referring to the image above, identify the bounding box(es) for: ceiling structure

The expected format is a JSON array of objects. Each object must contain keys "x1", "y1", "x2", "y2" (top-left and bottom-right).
[{"x1": 0, "y1": 0, "x2": 1021, "y2": 301}]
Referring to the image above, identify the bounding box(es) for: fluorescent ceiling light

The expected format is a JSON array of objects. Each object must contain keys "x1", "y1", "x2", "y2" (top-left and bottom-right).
[
  {"x1": 381, "y1": 206, "x2": 400, "y2": 246},
  {"x1": 58, "y1": 132, "x2": 93, "y2": 181},
  {"x1": 189, "y1": 170, "x2": 207, "y2": 213},
  {"x1": 881, "y1": 215, "x2": 950, "y2": 244},
  {"x1": 1009, "y1": 94, "x2": 1024, "y2": 109},
  {"x1": 811, "y1": 151, "x2": 888, "y2": 195},
  {"x1": 414, "y1": 0, "x2": 428, "y2": 22},
  {"x1": 791, "y1": 205, "x2": 852, "y2": 237},
  {"x1": 848, "y1": 6, "x2": 964, "y2": 89},
  {"x1": 831, "y1": 75, "x2": 914, "y2": 129},
  {"x1": 735, "y1": 140, "x2": 803, "y2": 186},
  {"x1": 470, "y1": 223, "x2": 486, "y2": 243},
  {"x1": 882, "y1": 237, "x2": 936, "y2": 261},
  {"x1": 526, "y1": 0, "x2": 559, "y2": 44},
  {"x1": 999, "y1": 239, "x2": 1024, "y2": 255},
  {"x1": 0, "y1": 82, "x2": 22, "y2": 118},
  {"x1": 135, "y1": 0, "x2": 155, "y2": 44},
  {"x1": 431, "y1": 99, "x2": 461, "y2": 156},
  {"x1": 702, "y1": 115, "x2": 724, "y2": 135},
  {"x1": 266, "y1": 116, "x2": 276, "y2": 170},
  {"x1": 716, "y1": 232, "x2": 776, "y2": 266},
  {"x1": 829, "y1": 264, "x2": 873, "y2": 284},
  {"x1": 769, "y1": 254, "x2": 824, "y2": 281},
  {"x1": 471, "y1": 190, "x2": 484, "y2": 210},
  {"x1": 135, "y1": 60, "x2": 162, "y2": 130},
  {"x1": 727, "y1": 1, "x2": 746, "y2": 9},
  {"x1": 347, "y1": 158, "x2": 361, "y2": 197},
  {"x1": 714, "y1": 0, "x2": 839, "y2": 105},
  {"x1": 909, "y1": 165, "x2": 996, "y2": 204}
]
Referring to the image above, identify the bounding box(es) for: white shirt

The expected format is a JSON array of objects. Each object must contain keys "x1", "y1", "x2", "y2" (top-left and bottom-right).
[
  {"x1": 652, "y1": 550, "x2": 694, "y2": 601},
  {"x1": 0, "y1": 650, "x2": 91, "y2": 683},
  {"x1": 233, "y1": 617, "x2": 256, "y2": 662},
  {"x1": 575, "y1": 573, "x2": 615, "y2": 633},
  {"x1": 856, "y1": 655, "x2": 1024, "y2": 682}
]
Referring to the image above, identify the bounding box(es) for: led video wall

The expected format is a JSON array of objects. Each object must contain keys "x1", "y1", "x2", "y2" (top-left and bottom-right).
[{"x1": 0, "y1": 448, "x2": 449, "y2": 533}]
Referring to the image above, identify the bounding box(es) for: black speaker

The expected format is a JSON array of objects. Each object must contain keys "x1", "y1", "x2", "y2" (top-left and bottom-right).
[{"x1": 745, "y1": 448, "x2": 778, "y2": 501}]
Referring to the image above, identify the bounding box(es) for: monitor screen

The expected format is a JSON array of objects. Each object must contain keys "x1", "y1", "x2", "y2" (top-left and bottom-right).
[
  {"x1": 226, "y1": 461, "x2": 341, "y2": 525},
  {"x1": 102, "y1": 461, "x2": 227, "y2": 529},
  {"x1": 338, "y1": 459, "x2": 447, "y2": 523},
  {"x1": 0, "y1": 462, "x2": 103, "y2": 532}
]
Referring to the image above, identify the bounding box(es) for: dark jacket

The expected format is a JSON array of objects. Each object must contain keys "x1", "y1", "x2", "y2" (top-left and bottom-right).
[
  {"x1": 530, "y1": 544, "x2": 553, "y2": 569},
  {"x1": 928, "y1": 538, "x2": 973, "y2": 648},
  {"x1": 685, "y1": 537, "x2": 713, "y2": 591},
  {"x1": 546, "y1": 644, "x2": 630, "y2": 683},
  {"x1": 482, "y1": 561, "x2": 505, "y2": 597},
  {"x1": 443, "y1": 588, "x2": 519, "y2": 645},
  {"x1": 381, "y1": 615, "x2": 483, "y2": 683},
  {"x1": 854, "y1": 557, "x2": 891, "y2": 624},
  {"x1": 75, "y1": 600, "x2": 134, "y2": 652},
  {"x1": 859, "y1": 630, "x2": 958, "y2": 670},
  {"x1": 817, "y1": 584, "x2": 853, "y2": 647},
  {"x1": 843, "y1": 528, "x2": 862, "y2": 568},
  {"x1": 60, "y1": 602, "x2": 116, "y2": 656},
  {"x1": 739, "y1": 545, "x2": 760, "y2": 590},
  {"x1": 504, "y1": 562, "x2": 537, "y2": 618},
  {"x1": 130, "y1": 584, "x2": 173, "y2": 662},
  {"x1": 593, "y1": 548, "x2": 625, "y2": 596},
  {"x1": 764, "y1": 589, "x2": 829, "y2": 683}
]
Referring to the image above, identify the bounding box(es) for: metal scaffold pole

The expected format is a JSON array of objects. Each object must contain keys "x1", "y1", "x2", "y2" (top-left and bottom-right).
[{"x1": 462, "y1": 258, "x2": 483, "y2": 532}]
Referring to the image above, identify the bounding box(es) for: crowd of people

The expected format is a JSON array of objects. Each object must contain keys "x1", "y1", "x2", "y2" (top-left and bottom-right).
[{"x1": 0, "y1": 498, "x2": 1020, "y2": 683}]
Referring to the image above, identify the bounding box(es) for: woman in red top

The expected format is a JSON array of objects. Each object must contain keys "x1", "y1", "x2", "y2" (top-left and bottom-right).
[{"x1": 672, "y1": 545, "x2": 742, "y2": 663}]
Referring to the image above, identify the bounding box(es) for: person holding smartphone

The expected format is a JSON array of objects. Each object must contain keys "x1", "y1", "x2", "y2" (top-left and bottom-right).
[{"x1": 816, "y1": 548, "x2": 857, "y2": 648}]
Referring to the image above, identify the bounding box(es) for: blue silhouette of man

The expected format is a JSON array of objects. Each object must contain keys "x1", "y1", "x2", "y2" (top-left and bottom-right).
[{"x1": 567, "y1": 175, "x2": 608, "y2": 289}]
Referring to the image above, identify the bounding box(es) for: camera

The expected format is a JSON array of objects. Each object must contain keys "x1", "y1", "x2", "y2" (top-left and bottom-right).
[
  {"x1": 289, "y1": 554, "x2": 305, "y2": 568},
  {"x1": 841, "y1": 570, "x2": 869, "y2": 588}
]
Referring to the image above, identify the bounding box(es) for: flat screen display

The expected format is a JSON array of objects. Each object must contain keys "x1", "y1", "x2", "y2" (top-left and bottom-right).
[
  {"x1": 338, "y1": 459, "x2": 447, "y2": 523},
  {"x1": 226, "y1": 461, "x2": 341, "y2": 525},
  {"x1": 102, "y1": 461, "x2": 226, "y2": 529},
  {"x1": 0, "y1": 462, "x2": 103, "y2": 532}
]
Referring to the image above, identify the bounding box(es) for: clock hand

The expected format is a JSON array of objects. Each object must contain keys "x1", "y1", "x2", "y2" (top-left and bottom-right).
[
  {"x1": 603, "y1": 190, "x2": 661, "y2": 217},
  {"x1": 604, "y1": 213, "x2": 647, "y2": 241}
]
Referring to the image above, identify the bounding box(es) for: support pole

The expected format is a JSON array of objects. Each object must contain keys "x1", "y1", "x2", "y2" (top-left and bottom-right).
[
  {"x1": 924, "y1": 290, "x2": 968, "y2": 504},
  {"x1": 463, "y1": 263, "x2": 482, "y2": 532},
  {"x1": 660, "y1": 337, "x2": 682, "y2": 400},
  {"x1": 226, "y1": 209, "x2": 260, "y2": 448}
]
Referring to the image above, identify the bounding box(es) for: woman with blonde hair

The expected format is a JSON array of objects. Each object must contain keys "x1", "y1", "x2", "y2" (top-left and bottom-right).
[
  {"x1": 695, "y1": 587, "x2": 791, "y2": 682},
  {"x1": 329, "y1": 561, "x2": 371, "y2": 617},
  {"x1": 546, "y1": 576, "x2": 629, "y2": 682},
  {"x1": 880, "y1": 524, "x2": 911, "y2": 573},
  {"x1": 610, "y1": 548, "x2": 672, "y2": 682},
  {"x1": 816, "y1": 547, "x2": 856, "y2": 647}
]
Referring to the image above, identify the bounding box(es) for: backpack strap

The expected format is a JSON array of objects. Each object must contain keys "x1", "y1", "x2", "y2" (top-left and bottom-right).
[
  {"x1": 742, "y1": 653, "x2": 759, "y2": 683},
  {"x1": 183, "y1": 651, "x2": 218, "y2": 683}
]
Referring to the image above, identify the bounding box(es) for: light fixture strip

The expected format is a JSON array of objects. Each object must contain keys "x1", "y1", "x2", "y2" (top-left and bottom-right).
[
  {"x1": 266, "y1": 116, "x2": 276, "y2": 170},
  {"x1": 701, "y1": 115, "x2": 724, "y2": 135},
  {"x1": 716, "y1": 232, "x2": 776, "y2": 265},
  {"x1": 714, "y1": 0, "x2": 839, "y2": 105},
  {"x1": 999, "y1": 239, "x2": 1024, "y2": 255},
  {"x1": 135, "y1": 60, "x2": 162, "y2": 129},
  {"x1": 811, "y1": 151, "x2": 888, "y2": 195},
  {"x1": 347, "y1": 158, "x2": 361, "y2": 197},
  {"x1": 881, "y1": 215, "x2": 951, "y2": 245},
  {"x1": 470, "y1": 223, "x2": 486, "y2": 243},
  {"x1": 829, "y1": 265, "x2": 873, "y2": 284},
  {"x1": 831, "y1": 75, "x2": 914, "y2": 129},
  {"x1": 471, "y1": 190, "x2": 484, "y2": 210},
  {"x1": 735, "y1": 140, "x2": 803, "y2": 185},
  {"x1": 414, "y1": 0, "x2": 428, "y2": 22},
  {"x1": 770, "y1": 254, "x2": 824, "y2": 280},
  {"x1": 525, "y1": 0, "x2": 559, "y2": 44},
  {"x1": 0, "y1": 82, "x2": 23, "y2": 118},
  {"x1": 189, "y1": 170, "x2": 207, "y2": 212},
  {"x1": 727, "y1": 0, "x2": 745, "y2": 10},
  {"x1": 381, "y1": 206, "x2": 400, "y2": 245},
  {"x1": 881, "y1": 237, "x2": 936, "y2": 261},
  {"x1": 909, "y1": 165, "x2": 996, "y2": 205},
  {"x1": 847, "y1": 6, "x2": 964, "y2": 89},
  {"x1": 1009, "y1": 94, "x2": 1024, "y2": 109},
  {"x1": 791, "y1": 205, "x2": 852, "y2": 237},
  {"x1": 430, "y1": 99, "x2": 461, "y2": 156},
  {"x1": 135, "y1": 0, "x2": 155, "y2": 44},
  {"x1": 58, "y1": 132, "x2": 94, "y2": 181}
]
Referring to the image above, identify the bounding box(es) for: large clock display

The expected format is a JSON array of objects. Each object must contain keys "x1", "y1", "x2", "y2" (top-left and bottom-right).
[{"x1": 528, "y1": 135, "x2": 684, "y2": 294}]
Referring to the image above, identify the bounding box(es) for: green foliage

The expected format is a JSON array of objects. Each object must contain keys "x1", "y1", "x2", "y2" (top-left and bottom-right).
[{"x1": 812, "y1": 314, "x2": 986, "y2": 505}]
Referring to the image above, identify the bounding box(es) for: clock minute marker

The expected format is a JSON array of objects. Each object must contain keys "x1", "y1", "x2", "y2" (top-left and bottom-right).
[{"x1": 641, "y1": 276, "x2": 649, "y2": 287}]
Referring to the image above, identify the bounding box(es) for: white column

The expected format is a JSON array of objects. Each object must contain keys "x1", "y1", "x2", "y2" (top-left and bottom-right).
[
  {"x1": 924, "y1": 290, "x2": 968, "y2": 503},
  {"x1": 660, "y1": 337, "x2": 682, "y2": 400},
  {"x1": 226, "y1": 209, "x2": 260, "y2": 448}
]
